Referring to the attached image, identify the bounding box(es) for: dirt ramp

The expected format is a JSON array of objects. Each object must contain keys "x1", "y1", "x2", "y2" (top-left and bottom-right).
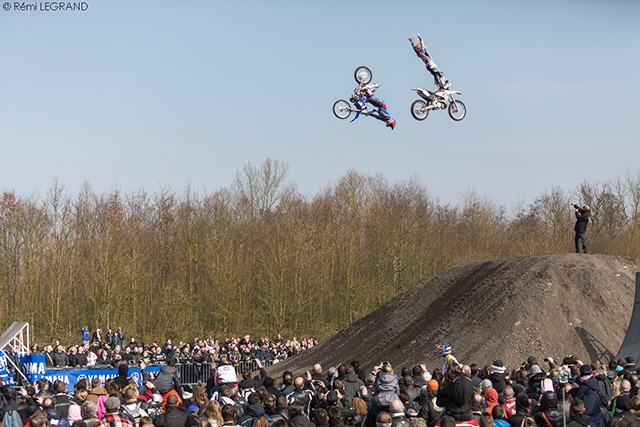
[{"x1": 267, "y1": 254, "x2": 640, "y2": 378}]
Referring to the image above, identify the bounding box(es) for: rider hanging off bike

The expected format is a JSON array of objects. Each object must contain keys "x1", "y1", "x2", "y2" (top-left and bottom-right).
[
  {"x1": 351, "y1": 81, "x2": 396, "y2": 130},
  {"x1": 409, "y1": 34, "x2": 450, "y2": 90}
]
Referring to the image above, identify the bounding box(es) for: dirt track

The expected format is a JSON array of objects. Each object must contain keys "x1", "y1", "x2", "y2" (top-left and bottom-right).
[{"x1": 267, "y1": 254, "x2": 639, "y2": 378}]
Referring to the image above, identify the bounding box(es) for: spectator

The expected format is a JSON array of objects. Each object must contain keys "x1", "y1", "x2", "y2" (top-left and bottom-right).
[
  {"x1": 577, "y1": 365, "x2": 601, "y2": 427},
  {"x1": 221, "y1": 405, "x2": 239, "y2": 427},
  {"x1": 286, "y1": 377, "x2": 314, "y2": 419},
  {"x1": 94, "y1": 396, "x2": 132, "y2": 427},
  {"x1": 153, "y1": 394, "x2": 187, "y2": 427},
  {"x1": 491, "y1": 407, "x2": 509, "y2": 427},
  {"x1": 155, "y1": 359, "x2": 183, "y2": 403},
  {"x1": 389, "y1": 401, "x2": 410, "y2": 427},
  {"x1": 568, "y1": 398, "x2": 597, "y2": 427},
  {"x1": 81, "y1": 401, "x2": 99, "y2": 427},
  {"x1": 483, "y1": 389, "x2": 499, "y2": 416},
  {"x1": 436, "y1": 364, "x2": 474, "y2": 422},
  {"x1": 288, "y1": 404, "x2": 315, "y2": 427}
]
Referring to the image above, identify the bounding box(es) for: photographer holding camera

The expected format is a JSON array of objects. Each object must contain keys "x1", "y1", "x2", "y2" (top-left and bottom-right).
[{"x1": 572, "y1": 203, "x2": 591, "y2": 254}]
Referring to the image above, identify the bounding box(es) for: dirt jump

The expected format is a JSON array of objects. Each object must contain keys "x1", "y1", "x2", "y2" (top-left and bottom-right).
[{"x1": 267, "y1": 254, "x2": 640, "y2": 378}]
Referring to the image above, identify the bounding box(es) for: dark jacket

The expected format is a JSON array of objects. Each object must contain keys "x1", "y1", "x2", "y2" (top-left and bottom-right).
[
  {"x1": 237, "y1": 403, "x2": 271, "y2": 427},
  {"x1": 568, "y1": 413, "x2": 597, "y2": 427},
  {"x1": 154, "y1": 406, "x2": 188, "y2": 427},
  {"x1": 342, "y1": 374, "x2": 365, "y2": 398},
  {"x1": 533, "y1": 392, "x2": 564, "y2": 427},
  {"x1": 155, "y1": 365, "x2": 182, "y2": 395},
  {"x1": 436, "y1": 376, "x2": 474, "y2": 420},
  {"x1": 574, "y1": 209, "x2": 590, "y2": 233},
  {"x1": 51, "y1": 351, "x2": 68, "y2": 367},
  {"x1": 114, "y1": 364, "x2": 130, "y2": 389},
  {"x1": 289, "y1": 415, "x2": 315, "y2": 427},
  {"x1": 509, "y1": 393, "x2": 534, "y2": 427},
  {"x1": 419, "y1": 397, "x2": 444, "y2": 427},
  {"x1": 577, "y1": 376, "x2": 600, "y2": 418},
  {"x1": 488, "y1": 371, "x2": 506, "y2": 395}
]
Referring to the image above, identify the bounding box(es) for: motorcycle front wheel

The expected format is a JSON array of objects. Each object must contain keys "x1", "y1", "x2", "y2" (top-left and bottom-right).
[
  {"x1": 411, "y1": 100, "x2": 429, "y2": 121},
  {"x1": 448, "y1": 99, "x2": 466, "y2": 121},
  {"x1": 354, "y1": 66, "x2": 372, "y2": 84},
  {"x1": 333, "y1": 100, "x2": 352, "y2": 119}
]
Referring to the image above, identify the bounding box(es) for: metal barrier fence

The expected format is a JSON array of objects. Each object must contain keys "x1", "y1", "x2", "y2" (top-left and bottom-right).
[{"x1": 176, "y1": 359, "x2": 275, "y2": 386}]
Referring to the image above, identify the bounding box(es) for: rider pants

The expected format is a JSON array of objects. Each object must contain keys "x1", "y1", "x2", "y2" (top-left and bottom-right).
[{"x1": 367, "y1": 96, "x2": 391, "y2": 121}]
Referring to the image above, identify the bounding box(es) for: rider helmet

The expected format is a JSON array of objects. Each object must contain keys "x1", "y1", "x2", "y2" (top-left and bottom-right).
[{"x1": 436, "y1": 343, "x2": 452, "y2": 357}]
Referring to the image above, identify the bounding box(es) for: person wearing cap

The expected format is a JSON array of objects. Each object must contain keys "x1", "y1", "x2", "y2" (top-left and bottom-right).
[
  {"x1": 94, "y1": 396, "x2": 132, "y2": 427},
  {"x1": 576, "y1": 365, "x2": 601, "y2": 427}
]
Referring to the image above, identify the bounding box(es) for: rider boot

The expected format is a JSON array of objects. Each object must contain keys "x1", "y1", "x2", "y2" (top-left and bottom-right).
[{"x1": 386, "y1": 119, "x2": 396, "y2": 130}]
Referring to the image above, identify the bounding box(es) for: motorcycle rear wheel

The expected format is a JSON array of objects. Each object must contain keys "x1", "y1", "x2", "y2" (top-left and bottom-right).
[
  {"x1": 354, "y1": 66, "x2": 372, "y2": 84},
  {"x1": 333, "y1": 100, "x2": 352, "y2": 119},
  {"x1": 448, "y1": 99, "x2": 466, "y2": 121},
  {"x1": 411, "y1": 100, "x2": 429, "y2": 121}
]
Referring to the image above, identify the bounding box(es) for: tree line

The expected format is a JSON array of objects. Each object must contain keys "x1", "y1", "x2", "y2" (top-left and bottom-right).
[{"x1": 2, "y1": 159, "x2": 640, "y2": 345}]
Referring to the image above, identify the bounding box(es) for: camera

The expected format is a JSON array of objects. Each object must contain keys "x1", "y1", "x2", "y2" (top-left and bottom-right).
[{"x1": 557, "y1": 371, "x2": 569, "y2": 384}]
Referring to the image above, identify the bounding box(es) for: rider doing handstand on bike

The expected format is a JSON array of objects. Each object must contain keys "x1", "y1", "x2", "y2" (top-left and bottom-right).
[
  {"x1": 409, "y1": 34, "x2": 450, "y2": 90},
  {"x1": 351, "y1": 81, "x2": 396, "y2": 130}
]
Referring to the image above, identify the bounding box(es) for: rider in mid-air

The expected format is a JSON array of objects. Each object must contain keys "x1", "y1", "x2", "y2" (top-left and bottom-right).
[
  {"x1": 409, "y1": 34, "x2": 450, "y2": 90},
  {"x1": 351, "y1": 81, "x2": 396, "y2": 130}
]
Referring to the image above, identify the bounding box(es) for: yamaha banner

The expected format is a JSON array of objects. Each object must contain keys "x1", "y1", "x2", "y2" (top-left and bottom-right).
[{"x1": 20, "y1": 355, "x2": 163, "y2": 389}]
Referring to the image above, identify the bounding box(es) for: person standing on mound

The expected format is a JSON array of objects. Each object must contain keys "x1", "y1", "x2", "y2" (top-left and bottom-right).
[{"x1": 572, "y1": 203, "x2": 590, "y2": 254}]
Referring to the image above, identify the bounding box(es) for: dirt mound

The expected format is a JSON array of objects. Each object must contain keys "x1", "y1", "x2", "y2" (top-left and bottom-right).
[{"x1": 268, "y1": 254, "x2": 640, "y2": 378}]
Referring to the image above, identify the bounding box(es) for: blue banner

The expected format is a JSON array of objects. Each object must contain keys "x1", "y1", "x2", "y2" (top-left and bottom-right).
[
  {"x1": 21, "y1": 358, "x2": 163, "y2": 390},
  {"x1": 0, "y1": 350, "x2": 15, "y2": 386}
]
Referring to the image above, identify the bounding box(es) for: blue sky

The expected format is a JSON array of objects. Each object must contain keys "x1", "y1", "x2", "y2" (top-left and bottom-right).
[{"x1": 1, "y1": 0, "x2": 639, "y2": 209}]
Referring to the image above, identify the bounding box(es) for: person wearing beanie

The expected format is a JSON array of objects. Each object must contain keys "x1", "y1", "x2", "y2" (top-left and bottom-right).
[
  {"x1": 577, "y1": 365, "x2": 601, "y2": 427},
  {"x1": 488, "y1": 361, "x2": 506, "y2": 396},
  {"x1": 419, "y1": 380, "x2": 444, "y2": 427},
  {"x1": 508, "y1": 393, "x2": 533, "y2": 427}
]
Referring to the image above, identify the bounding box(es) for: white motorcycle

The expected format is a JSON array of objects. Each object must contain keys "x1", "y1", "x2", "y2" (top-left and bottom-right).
[{"x1": 410, "y1": 87, "x2": 466, "y2": 121}]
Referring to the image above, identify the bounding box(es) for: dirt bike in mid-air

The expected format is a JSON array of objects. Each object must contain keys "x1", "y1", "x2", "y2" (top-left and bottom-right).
[
  {"x1": 333, "y1": 66, "x2": 394, "y2": 128},
  {"x1": 410, "y1": 86, "x2": 466, "y2": 121}
]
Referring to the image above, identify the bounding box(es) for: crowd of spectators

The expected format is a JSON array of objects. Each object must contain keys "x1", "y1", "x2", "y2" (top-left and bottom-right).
[
  {"x1": 31, "y1": 329, "x2": 318, "y2": 369},
  {"x1": 4, "y1": 344, "x2": 640, "y2": 427}
]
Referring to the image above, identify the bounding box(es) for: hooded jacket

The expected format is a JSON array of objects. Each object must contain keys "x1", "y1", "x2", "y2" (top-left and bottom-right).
[
  {"x1": 373, "y1": 373, "x2": 400, "y2": 408},
  {"x1": 508, "y1": 393, "x2": 533, "y2": 427},
  {"x1": 156, "y1": 365, "x2": 182, "y2": 395},
  {"x1": 87, "y1": 386, "x2": 108, "y2": 404},
  {"x1": 343, "y1": 374, "x2": 365, "y2": 398},
  {"x1": 577, "y1": 375, "x2": 600, "y2": 418},
  {"x1": 483, "y1": 388, "x2": 500, "y2": 415},
  {"x1": 114, "y1": 363, "x2": 130, "y2": 389},
  {"x1": 237, "y1": 403, "x2": 271, "y2": 427}
]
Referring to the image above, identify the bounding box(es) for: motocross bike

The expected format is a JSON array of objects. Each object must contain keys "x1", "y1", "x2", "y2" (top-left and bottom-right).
[
  {"x1": 333, "y1": 66, "x2": 387, "y2": 122},
  {"x1": 410, "y1": 87, "x2": 466, "y2": 121}
]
